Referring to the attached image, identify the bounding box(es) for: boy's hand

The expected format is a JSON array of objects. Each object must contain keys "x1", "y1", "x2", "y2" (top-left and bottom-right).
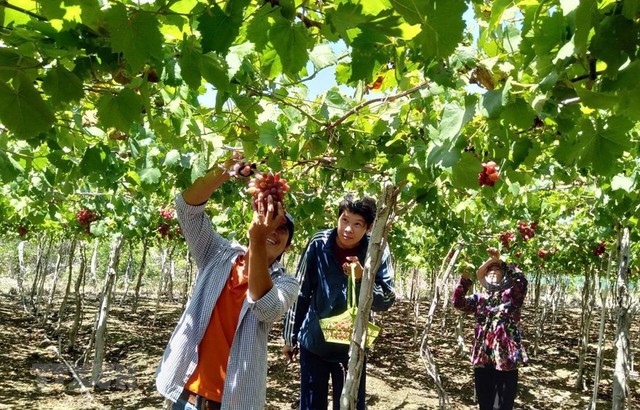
[
  {"x1": 248, "y1": 194, "x2": 284, "y2": 242},
  {"x1": 342, "y1": 256, "x2": 363, "y2": 281}
]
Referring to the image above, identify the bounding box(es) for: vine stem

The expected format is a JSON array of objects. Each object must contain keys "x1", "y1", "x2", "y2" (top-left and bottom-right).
[{"x1": 324, "y1": 80, "x2": 431, "y2": 131}]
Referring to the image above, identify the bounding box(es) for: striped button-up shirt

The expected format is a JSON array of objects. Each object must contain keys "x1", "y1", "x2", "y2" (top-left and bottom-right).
[{"x1": 156, "y1": 194, "x2": 299, "y2": 409}]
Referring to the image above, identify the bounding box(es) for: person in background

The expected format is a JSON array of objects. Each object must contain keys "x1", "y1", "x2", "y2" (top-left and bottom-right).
[
  {"x1": 156, "y1": 157, "x2": 298, "y2": 410},
  {"x1": 282, "y1": 194, "x2": 396, "y2": 410},
  {"x1": 453, "y1": 247, "x2": 528, "y2": 410}
]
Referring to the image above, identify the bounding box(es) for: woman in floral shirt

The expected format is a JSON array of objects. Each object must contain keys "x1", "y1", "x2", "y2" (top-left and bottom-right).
[{"x1": 453, "y1": 247, "x2": 528, "y2": 410}]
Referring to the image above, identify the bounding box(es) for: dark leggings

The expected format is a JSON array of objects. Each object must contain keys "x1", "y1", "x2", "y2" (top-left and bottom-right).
[{"x1": 474, "y1": 366, "x2": 518, "y2": 410}]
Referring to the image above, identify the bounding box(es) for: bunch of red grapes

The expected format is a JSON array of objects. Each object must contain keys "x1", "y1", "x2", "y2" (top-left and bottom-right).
[
  {"x1": 160, "y1": 208, "x2": 174, "y2": 220},
  {"x1": 17, "y1": 225, "x2": 28, "y2": 237},
  {"x1": 517, "y1": 221, "x2": 537, "y2": 241},
  {"x1": 76, "y1": 208, "x2": 98, "y2": 227},
  {"x1": 537, "y1": 249, "x2": 550, "y2": 259},
  {"x1": 498, "y1": 231, "x2": 516, "y2": 250},
  {"x1": 478, "y1": 161, "x2": 500, "y2": 187},
  {"x1": 246, "y1": 172, "x2": 290, "y2": 214},
  {"x1": 594, "y1": 241, "x2": 606, "y2": 256}
]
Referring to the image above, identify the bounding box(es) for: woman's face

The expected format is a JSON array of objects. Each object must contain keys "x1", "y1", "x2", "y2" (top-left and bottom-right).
[{"x1": 486, "y1": 265, "x2": 504, "y2": 285}]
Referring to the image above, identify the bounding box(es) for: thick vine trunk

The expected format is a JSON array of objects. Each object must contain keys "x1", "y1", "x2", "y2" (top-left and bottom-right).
[
  {"x1": 132, "y1": 238, "x2": 149, "y2": 314},
  {"x1": 40, "y1": 244, "x2": 64, "y2": 326},
  {"x1": 17, "y1": 241, "x2": 28, "y2": 310},
  {"x1": 589, "y1": 249, "x2": 614, "y2": 410},
  {"x1": 417, "y1": 241, "x2": 462, "y2": 409},
  {"x1": 153, "y1": 246, "x2": 170, "y2": 326},
  {"x1": 182, "y1": 250, "x2": 193, "y2": 309},
  {"x1": 340, "y1": 182, "x2": 398, "y2": 410},
  {"x1": 55, "y1": 239, "x2": 77, "y2": 334},
  {"x1": 119, "y1": 241, "x2": 134, "y2": 307},
  {"x1": 90, "y1": 237, "x2": 99, "y2": 288},
  {"x1": 576, "y1": 266, "x2": 596, "y2": 389},
  {"x1": 612, "y1": 226, "x2": 631, "y2": 410},
  {"x1": 68, "y1": 242, "x2": 87, "y2": 351},
  {"x1": 32, "y1": 236, "x2": 53, "y2": 312},
  {"x1": 91, "y1": 235, "x2": 125, "y2": 387}
]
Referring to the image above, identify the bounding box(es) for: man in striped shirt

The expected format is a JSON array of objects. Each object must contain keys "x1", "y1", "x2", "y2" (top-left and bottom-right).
[
  {"x1": 282, "y1": 194, "x2": 395, "y2": 410},
  {"x1": 156, "y1": 159, "x2": 299, "y2": 410}
]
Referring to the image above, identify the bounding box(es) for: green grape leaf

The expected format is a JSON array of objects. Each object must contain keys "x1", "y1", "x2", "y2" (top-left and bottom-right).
[
  {"x1": 0, "y1": 74, "x2": 55, "y2": 138},
  {"x1": 576, "y1": 116, "x2": 634, "y2": 176},
  {"x1": 80, "y1": 145, "x2": 106, "y2": 174},
  {"x1": 200, "y1": 53, "x2": 231, "y2": 92},
  {"x1": 325, "y1": 2, "x2": 368, "y2": 40},
  {"x1": 104, "y1": 4, "x2": 164, "y2": 72},
  {"x1": 501, "y1": 98, "x2": 535, "y2": 130},
  {"x1": 179, "y1": 39, "x2": 202, "y2": 90},
  {"x1": 198, "y1": 3, "x2": 241, "y2": 54},
  {"x1": 574, "y1": 0, "x2": 595, "y2": 54},
  {"x1": 139, "y1": 167, "x2": 162, "y2": 185},
  {"x1": 97, "y1": 88, "x2": 143, "y2": 131},
  {"x1": 389, "y1": 0, "x2": 427, "y2": 25},
  {"x1": 259, "y1": 121, "x2": 279, "y2": 147},
  {"x1": 451, "y1": 152, "x2": 481, "y2": 189},
  {"x1": 511, "y1": 137, "x2": 533, "y2": 168},
  {"x1": 0, "y1": 150, "x2": 25, "y2": 181},
  {"x1": 42, "y1": 66, "x2": 84, "y2": 106},
  {"x1": 309, "y1": 43, "x2": 337, "y2": 70},
  {"x1": 269, "y1": 16, "x2": 311, "y2": 77},
  {"x1": 611, "y1": 174, "x2": 634, "y2": 192},
  {"x1": 416, "y1": 0, "x2": 466, "y2": 59}
]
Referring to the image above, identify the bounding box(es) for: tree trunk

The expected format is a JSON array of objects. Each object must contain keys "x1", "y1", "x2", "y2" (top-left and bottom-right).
[
  {"x1": 32, "y1": 236, "x2": 53, "y2": 312},
  {"x1": 417, "y1": 242, "x2": 462, "y2": 409},
  {"x1": 91, "y1": 235, "x2": 125, "y2": 387},
  {"x1": 153, "y1": 246, "x2": 169, "y2": 325},
  {"x1": 55, "y1": 239, "x2": 77, "y2": 334},
  {"x1": 119, "y1": 241, "x2": 134, "y2": 307},
  {"x1": 17, "y1": 240, "x2": 28, "y2": 311},
  {"x1": 40, "y1": 243, "x2": 64, "y2": 326},
  {"x1": 90, "y1": 237, "x2": 99, "y2": 288},
  {"x1": 612, "y1": 226, "x2": 631, "y2": 410},
  {"x1": 589, "y1": 249, "x2": 614, "y2": 410},
  {"x1": 340, "y1": 182, "x2": 398, "y2": 410},
  {"x1": 132, "y1": 238, "x2": 149, "y2": 314},
  {"x1": 182, "y1": 250, "x2": 193, "y2": 309},
  {"x1": 576, "y1": 266, "x2": 596, "y2": 389},
  {"x1": 68, "y1": 242, "x2": 88, "y2": 351}
]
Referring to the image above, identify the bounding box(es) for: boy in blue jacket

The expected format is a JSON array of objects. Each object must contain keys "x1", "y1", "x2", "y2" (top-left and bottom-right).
[{"x1": 283, "y1": 194, "x2": 395, "y2": 410}]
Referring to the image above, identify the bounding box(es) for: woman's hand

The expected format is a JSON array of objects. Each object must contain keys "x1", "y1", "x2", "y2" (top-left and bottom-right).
[{"x1": 487, "y1": 246, "x2": 501, "y2": 261}]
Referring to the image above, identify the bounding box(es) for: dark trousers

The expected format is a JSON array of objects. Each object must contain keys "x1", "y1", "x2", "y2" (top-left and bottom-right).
[
  {"x1": 474, "y1": 366, "x2": 518, "y2": 410},
  {"x1": 299, "y1": 347, "x2": 366, "y2": 410}
]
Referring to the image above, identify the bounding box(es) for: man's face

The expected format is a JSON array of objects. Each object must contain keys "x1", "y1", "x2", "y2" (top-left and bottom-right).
[
  {"x1": 336, "y1": 210, "x2": 369, "y2": 249},
  {"x1": 265, "y1": 223, "x2": 291, "y2": 263},
  {"x1": 486, "y1": 265, "x2": 504, "y2": 285}
]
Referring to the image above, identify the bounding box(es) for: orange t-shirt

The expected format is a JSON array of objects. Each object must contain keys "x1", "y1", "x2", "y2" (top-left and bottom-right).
[{"x1": 184, "y1": 257, "x2": 248, "y2": 402}]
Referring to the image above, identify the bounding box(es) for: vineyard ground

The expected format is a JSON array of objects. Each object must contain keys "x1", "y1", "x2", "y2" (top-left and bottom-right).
[{"x1": 0, "y1": 280, "x2": 638, "y2": 410}]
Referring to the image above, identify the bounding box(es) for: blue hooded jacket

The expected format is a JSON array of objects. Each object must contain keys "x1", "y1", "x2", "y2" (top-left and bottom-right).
[{"x1": 283, "y1": 229, "x2": 395, "y2": 361}]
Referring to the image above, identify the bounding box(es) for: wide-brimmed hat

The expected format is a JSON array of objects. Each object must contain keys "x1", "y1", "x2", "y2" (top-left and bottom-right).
[{"x1": 477, "y1": 261, "x2": 511, "y2": 291}]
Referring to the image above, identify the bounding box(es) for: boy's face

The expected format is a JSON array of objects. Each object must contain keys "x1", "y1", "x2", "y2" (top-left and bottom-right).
[
  {"x1": 265, "y1": 223, "x2": 291, "y2": 262},
  {"x1": 336, "y1": 210, "x2": 369, "y2": 249}
]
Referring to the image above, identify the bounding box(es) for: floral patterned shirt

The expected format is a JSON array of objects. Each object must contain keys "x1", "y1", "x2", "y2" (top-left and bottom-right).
[{"x1": 453, "y1": 271, "x2": 528, "y2": 371}]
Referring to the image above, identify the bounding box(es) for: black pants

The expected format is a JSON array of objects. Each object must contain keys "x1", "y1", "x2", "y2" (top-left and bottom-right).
[
  {"x1": 474, "y1": 366, "x2": 518, "y2": 410},
  {"x1": 299, "y1": 347, "x2": 366, "y2": 410}
]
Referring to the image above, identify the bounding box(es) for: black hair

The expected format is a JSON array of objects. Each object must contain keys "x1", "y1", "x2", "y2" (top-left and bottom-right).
[
  {"x1": 283, "y1": 212, "x2": 294, "y2": 247},
  {"x1": 338, "y1": 194, "x2": 376, "y2": 227}
]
